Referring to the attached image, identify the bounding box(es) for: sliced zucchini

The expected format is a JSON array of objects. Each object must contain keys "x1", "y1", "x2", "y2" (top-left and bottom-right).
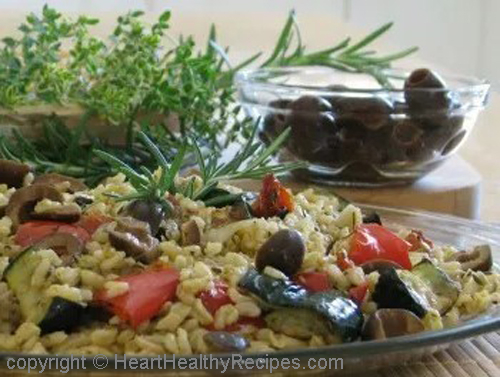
[
  {"x1": 411, "y1": 258, "x2": 459, "y2": 314},
  {"x1": 373, "y1": 260, "x2": 460, "y2": 318},
  {"x1": 5, "y1": 248, "x2": 110, "y2": 334},
  {"x1": 239, "y1": 268, "x2": 363, "y2": 342},
  {"x1": 4, "y1": 247, "x2": 51, "y2": 324}
]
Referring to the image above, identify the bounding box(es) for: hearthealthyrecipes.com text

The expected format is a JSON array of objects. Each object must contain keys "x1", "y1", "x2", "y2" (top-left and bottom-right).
[{"x1": 6, "y1": 354, "x2": 344, "y2": 373}]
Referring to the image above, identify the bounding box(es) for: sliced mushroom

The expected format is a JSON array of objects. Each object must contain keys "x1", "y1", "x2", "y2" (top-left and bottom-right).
[
  {"x1": 0, "y1": 160, "x2": 31, "y2": 188},
  {"x1": 6, "y1": 184, "x2": 63, "y2": 229},
  {"x1": 451, "y1": 245, "x2": 492, "y2": 272},
  {"x1": 204, "y1": 331, "x2": 250, "y2": 352},
  {"x1": 255, "y1": 229, "x2": 306, "y2": 277},
  {"x1": 31, "y1": 203, "x2": 81, "y2": 223},
  {"x1": 32, "y1": 233, "x2": 84, "y2": 265},
  {"x1": 33, "y1": 173, "x2": 87, "y2": 193},
  {"x1": 181, "y1": 219, "x2": 203, "y2": 246},
  {"x1": 108, "y1": 217, "x2": 159, "y2": 264},
  {"x1": 361, "y1": 259, "x2": 403, "y2": 274},
  {"x1": 361, "y1": 308, "x2": 425, "y2": 340}
]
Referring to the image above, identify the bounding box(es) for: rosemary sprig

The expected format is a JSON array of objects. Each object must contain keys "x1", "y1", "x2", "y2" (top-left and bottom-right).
[
  {"x1": 257, "y1": 11, "x2": 418, "y2": 88},
  {"x1": 94, "y1": 125, "x2": 305, "y2": 204}
]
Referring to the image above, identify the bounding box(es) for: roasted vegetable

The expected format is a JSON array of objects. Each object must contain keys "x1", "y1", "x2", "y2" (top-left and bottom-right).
[
  {"x1": 4, "y1": 247, "x2": 49, "y2": 324},
  {"x1": 410, "y1": 258, "x2": 459, "y2": 314},
  {"x1": 373, "y1": 259, "x2": 460, "y2": 318},
  {"x1": 361, "y1": 309, "x2": 424, "y2": 340},
  {"x1": 252, "y1": 174, "x2": 294, "y2": 219},
  {"x1": 451, "y1": 245, "x2": 492, "y2": 272},
  {"x1": 204, "y1": 331, "x2": 250, "y2": 352},
  {"x1": 255, "y1": 229, "x2": 305, "y2": 277},
  {"x1": 239, "y1": 268, "x2": 363, "y2": 342},
  {"x1": 372, "y1": 268, "x2": 428, "y2": 318},
  {"x1": 95, "y1": 267, "x2": 179, "y2": 328},
  {"x1": 38, "y1": 298, "x2": 110, "y2": 335},
  {"x1": 14, "y1": 220, "x2": 90, "y2": 248},
  {"x1": 4, "y1": 247, "x2": 108, "y2": 334},
  {"x1": 350, "y1": 224, "x2": 412, "y2": 270}
]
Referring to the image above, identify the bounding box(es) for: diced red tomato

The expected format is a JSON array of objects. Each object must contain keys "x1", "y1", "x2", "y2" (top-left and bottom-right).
[
  {"x1": 95, "y1": 267, "x2": 179, "y2": 328},
  {"x1": 350, "y1": 224, "x2": 412, "y2": 270},
  {"x1": 295, "y1": 272, "x2": 331, "y2": 293},
  {"x1": 15, "y1": 221, "x2": 90, "y2": 248},
  {"x1": 205, "y1": 316, "x2": 266, "y2": 332},
  {"x1": 405, "y1": 230, "x2": 434, "y2": 252},
  {"x1": 198, "y1": 281, "x2": 233, "y2": 316},
  {"x1": 77, "y1": 214, "x2": 113, "y2": 235},
  {"x1": 252, "y1": 174, "x2": 294, "y2": 218},
  {"x1": 337, "y1": 251, "x2": 355, "y2": 271},
  {"x1": 349, "y1": 282, "x2": 369, "y2": 304}
]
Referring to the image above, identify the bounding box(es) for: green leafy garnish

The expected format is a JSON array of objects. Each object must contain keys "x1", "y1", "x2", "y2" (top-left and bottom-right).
[{"x1": 94, "y1": 124, "x2": 305, "y2": 204}]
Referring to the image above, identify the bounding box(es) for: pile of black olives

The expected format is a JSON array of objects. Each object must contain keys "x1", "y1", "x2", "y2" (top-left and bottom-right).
[{"x1": 261, "y1": 68, "x2": 467, "y2": 183}]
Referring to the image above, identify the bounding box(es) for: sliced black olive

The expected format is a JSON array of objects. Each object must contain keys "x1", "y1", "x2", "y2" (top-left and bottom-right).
[
  {"x1": 122, "y1": 199, "x2": 167, "y2": 236},
  {"x1": 31, "y1": 204, "x2": 81, "y2": 223},
  {"x1": 32, "y1": 232, "x2": 84, "y2": 266},
  {"x1": 361, "y1": 309, "x2": 424, "y2": 340},
  {"x1": 441, "y1": 130, "x2": 467, "y2": 156},
  {"x1": 0, "y1": 159, "x2": 31, "y2": 188},
  {"x1": 109, "y1": 217, "x2": 159, "y2": 264},
  {"x1": 204, "y1": 332, "x2": 250, "y2": 352},
  {"x1": 5, "y1": 184, "x2": 64, "y2": 230},
  {"x1": 228, "y1": 198, "x2": 253, "y2": 221},
  {"x1": 452, "y1": 245, "x2": 492, "y2": 272},
  {"x1": 33, "y1": 173, "x2": 87, "y2": 193},
  {"x1": 255, "y1": 229, "x2": 305, "y2": 277},
  {"x1": 181, "y1": 219, "x2": 203, "y2": 246},
  {"x1": 362, "y1": 212, "x2": 382, "y2": 225},
  {"x1": 74, "y1": 194, "x2": 94, "y2": 207},
  {"x1": 404, "y1": 68, "x2": 450, "y2": 111}
]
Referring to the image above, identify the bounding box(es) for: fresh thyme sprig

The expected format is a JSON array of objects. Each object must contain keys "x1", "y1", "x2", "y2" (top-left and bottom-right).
[{"x1": 94, "y1": 125, "x2": 305, "y2": 204}]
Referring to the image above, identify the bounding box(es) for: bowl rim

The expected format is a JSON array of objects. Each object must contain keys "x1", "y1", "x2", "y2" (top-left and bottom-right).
[{"x1": 235, "y1": 66, "x2": 491, "y2": 95}]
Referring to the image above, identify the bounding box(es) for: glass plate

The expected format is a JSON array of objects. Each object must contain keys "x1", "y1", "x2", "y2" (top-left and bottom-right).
[{"x1": 1, "y1": 205, "x2": 499, "y2": 376}]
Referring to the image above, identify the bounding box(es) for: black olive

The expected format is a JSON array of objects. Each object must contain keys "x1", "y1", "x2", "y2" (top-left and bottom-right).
[
  {"x1": 0, "y1": 160, "x2": 31, "y2": 188},
  {"x1": 122, "y1": 199, "x2": 167, "y2": 236},
  {"x1": 262, "y1": 99, "x2": 291, "y2": 141},
  {"x1": 324, "y1": 84, "x2": 349, "y2": 108},
  {"x1": 392, "y1": 120, "x2": 424, "y2": 148},
  {"x1": 255, "y1": 229, "x2": 306, "y2": 277},
  {"x1": 335, "y1": 96, "x2": 393, "y2": 131},
  {"x1": 404, "y1": 68, "x2": 450, "y2": 111},
  {"x1": 362, "y1": 212, "x2": 382, "y2": 225},
  {"x1": 204, "y1": 331, "x2": 250, "y2": 352},
  {"x1": 74, "y1": 195, "x2": 94, "y2": 207}
]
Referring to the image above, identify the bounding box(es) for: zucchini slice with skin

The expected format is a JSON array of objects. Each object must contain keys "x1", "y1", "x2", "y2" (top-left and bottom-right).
[
  {"x1": 4, "y1": 247, "x2": 51, "y2": 324},
  {"x1": 373, "y1": 259, "x2": 460, "y2": 318},
  {"x1": 239, "y1": 268, "x2": 363, "y2": 342}
]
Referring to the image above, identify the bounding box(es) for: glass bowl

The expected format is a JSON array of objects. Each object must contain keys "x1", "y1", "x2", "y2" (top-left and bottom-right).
[
  {"x1": 1, "y1": 205, "x2": 500, "y2": 375},
  {"x1": 235, "y1": 66, "x2": 490, "y2": 186}
]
